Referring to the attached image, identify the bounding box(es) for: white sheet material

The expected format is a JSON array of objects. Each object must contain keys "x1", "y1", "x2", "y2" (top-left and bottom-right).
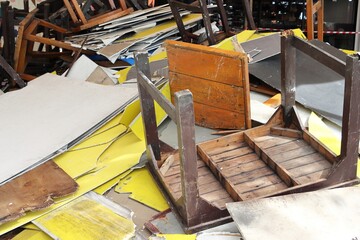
[{"x1": 0, "y1": 73, "x2": 137, "y2": 185}]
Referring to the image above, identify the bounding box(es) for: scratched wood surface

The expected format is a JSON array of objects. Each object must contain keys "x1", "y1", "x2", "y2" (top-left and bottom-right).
[
  {"x1": 0, "y1": 161, "x2": 78, "y2": 224},
  {"x1": 165, "y1": 40, "x2": 251, "y2": 130}
]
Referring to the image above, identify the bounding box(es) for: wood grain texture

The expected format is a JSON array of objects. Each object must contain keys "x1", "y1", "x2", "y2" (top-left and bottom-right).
[
  {"x1": 0, "y1": 161, "x2": 78, "y2": 224},
  {"x1": 166, "y1": 40, "x2": 251, "y2": 130}
]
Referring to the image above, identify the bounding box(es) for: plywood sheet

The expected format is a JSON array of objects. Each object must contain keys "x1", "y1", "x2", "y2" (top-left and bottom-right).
[
  {"x1": 166, "y1": 40, "x2": 251, "y2": 130},
  {"x1": 227, "y1": 187, "x2": 360, "y2": 240},
  {"x1": 0, "y1": 161, "x2": 77, "y2": 224},
  {"x1": 0, "y1": 73, "x2": 137, "y2": 184}
]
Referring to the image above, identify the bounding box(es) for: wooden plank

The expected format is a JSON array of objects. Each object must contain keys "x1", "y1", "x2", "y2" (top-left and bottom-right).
[
  {"x1": 166, "y1": 40, "x2": 248, "y2": 86},
  {"x1": 227, "y1": 187, "x2": 360, "y2": 240},
  {"x1": 292, "y1": 161, "x2": 332, "y2": 178},
  {"x1": 169, "y1": 72, "x2": 245, "y2": 112},
  {"x1": 234, "y1": 174, "x2": 285, "y2": 195},
  {"x1": 205, "y1": 141, "x2": 247, "y2": 157},
  {"x1": 197, "y1": 131, "x2": 244, "y2": 153},
  {"x1": 281, "y1": 152, "x2": 330, "y2": 170},
  {"x1": 267, "y1": 145, "x2": 317, "y2": 164},
  {"x1": 193, "y1": 102, "x2": 246, "y2": 129},
  {"x1": 228, "y1": 166, "x2": 276, "y2": 185},
  {"x1": 296, "y1": 168, "x2": 330, "y2": 184},
  {"x1": 241, "y1": 182, "x2": 288, "y2": 200},
  {"x1": 210, "y1": 146, "x2": 254, "y2": 163},
  {"x1": 262, "y1": 140, "x2": 308, "y2": 156},
  {"x1": 219, "y1": 154, "x2": 264, "y2": 177},
  {"x1": 270, "y1": 127, "x2": 302, "y2": 138},
  {"x1": 253, "y1": 135, "x2": 296, "y2": 149},
  {"x1": 0, "y1": 161, "x2": 78, "y2": 224}
]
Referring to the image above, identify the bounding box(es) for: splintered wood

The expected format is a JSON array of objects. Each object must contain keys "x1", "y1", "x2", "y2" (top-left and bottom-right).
[
  {"x1": 0, "y1": 161, "x2": 78, "y2": 224},
  {"x1": 166, "y1": 40, "x2": 251, "y2": 130}
]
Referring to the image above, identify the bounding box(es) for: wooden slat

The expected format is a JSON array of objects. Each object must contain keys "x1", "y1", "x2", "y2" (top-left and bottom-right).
[
  {"x1": 262, "y1": 140, "x2": 308, "y2": 156},
  {"x1": 267, "y1": 145, "x2": 317, "y2": 164},
  {"x1": 296, "y1": 168, "x2": 330, "y2": 184},
  {"x1": 254, "y1": 135, "x2": 296, "y2": 149},
  {"x1": 281, "y1": 152, "x2": 329, "y2": 170},
  {"x1": 220, "y1": 154, "x2": 265, "y2": 178},
  {"x1": 292, "y1": 161, "x2": 332, "y2": 178},
  {"x1": 197, "y1": 131, "x2": 244, "y2": 153},
  {"x1": 241, "y1": 182, "x2": 288, "y2": 200},
  {"x1": 229, "y1": 166, "x2": 276, "y2": 185},
  {"x1": 270, "y1": 127, "x2": 302, "y2": 138},
  {"x1": 210, "y1": 146, "x2": 254, "y2": 163},
  {"x1": 169, "y1": 72, "x2": 245, "y2": 112},
  {"x1": 193, "y1": 102, "x2": 246, "y2": 129},
  {"x1": 235, "y1": 174, "x2": 286, "y2": 196}
]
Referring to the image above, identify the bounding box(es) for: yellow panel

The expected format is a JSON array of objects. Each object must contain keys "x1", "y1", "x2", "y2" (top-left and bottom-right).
[
  {"x1": 292, "y1": 28, "x2": 307, "y2": 39},
  {"x1": 130, "y1": 83, "x2": 170, "y2": 140},
  {"x1": 119, "y1": 100, "x2": 141, "y2": 127},
  {"x1": 248, "y1": 32, "x2": 278, "y2": 40},
  {"x1": 156, "y1": 234, "x2": 196, "y2": 240},
  {"x1": 34, "y1": 195, "x2": 135, "y2": 240},
  {"x1": 93, "y1": 169, "x2": 133, "y2": 195},
  {"x1": 308, "y1": 112, "x2": 360, "y2": 177},
  {"x1": 115, "y1": 167, "x2": 169, "y2": 211},
  {"x1": 0, "y1": 132, "x2": 145, "y2": 235},
  {"x1": 54, "y1": 123, "x2": 128, "y2": 179},
  {"x1": 118, "y1": 67, "x2": 132, "y2": 83},
  {"x1": 308, "y1": 112, "x2": 341, "y2": 155},
  {"x1": 12, "y1": 229, "x2": 51, "y2": 240},
  {"x1": 22, "y1": 223, "x2": 40, "y2": 230},
  {"x1": 215, "y1": 30, "x2": 256, "y2": 51}
]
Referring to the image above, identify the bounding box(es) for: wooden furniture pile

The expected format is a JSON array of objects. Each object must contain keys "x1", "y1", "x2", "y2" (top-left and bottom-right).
[{"x1": 135, "y1": 36, "x2": 360, "y2": 232}]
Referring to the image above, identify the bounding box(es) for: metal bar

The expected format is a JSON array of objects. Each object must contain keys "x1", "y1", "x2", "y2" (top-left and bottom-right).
[
  {"x1": 134, "y1": 51, "x2": 161, "y2": 160},
  {"x1": 281, "y1": 35, "x2": 296, "y2": 126},
  {"x1": 292, "y1": 36, "x2": 346, "y2": 76},
  {"x1": 174, "y1": 90, "x2": 199, "y2": 226}
]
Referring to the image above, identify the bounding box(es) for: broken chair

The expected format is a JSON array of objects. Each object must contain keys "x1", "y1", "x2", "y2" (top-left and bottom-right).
[
  {"x1": 306, "y1": 0, "x2": 324, "y2": 41},
  {"x1": 135, "y1": 34, "x2": 360, "y2": 232},
  {"x1": 62, "y1": 0, "x2": 133, "y2": 31}
]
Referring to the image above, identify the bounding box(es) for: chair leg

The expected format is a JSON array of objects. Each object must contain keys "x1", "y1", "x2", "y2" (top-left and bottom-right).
[{"x1": 198, "y1": 0, "x2": 216, "y2": 45}]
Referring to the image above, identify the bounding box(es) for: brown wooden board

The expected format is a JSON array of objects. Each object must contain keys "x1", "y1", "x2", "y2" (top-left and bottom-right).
[
  {"x1": 165, "y1": 40, "x2": 251, "y2": 130},
  {"x1": 0, "y1": 161, "x2": 78, "y2": 224}
]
